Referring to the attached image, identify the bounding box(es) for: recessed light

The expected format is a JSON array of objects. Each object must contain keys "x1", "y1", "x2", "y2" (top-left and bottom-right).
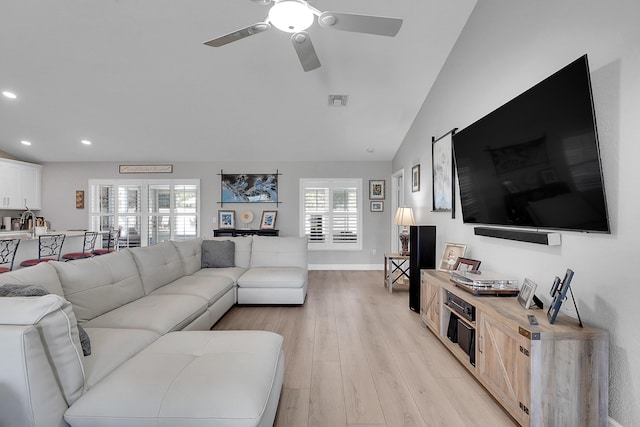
[
  {"x1": 81, "y1": 140, "x2": 92, "y2": 145},
  {"x1": 21, "y1": 140, "x2": 32, "y2": 146},
  {"x1": 2, "y1": 91, "x2": 17, "y2": 99}
]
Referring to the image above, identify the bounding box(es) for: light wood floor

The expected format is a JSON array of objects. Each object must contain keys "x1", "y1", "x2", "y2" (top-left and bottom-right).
[{"x1": 213, "y1": 270, "x2": 518, "y2": 427}]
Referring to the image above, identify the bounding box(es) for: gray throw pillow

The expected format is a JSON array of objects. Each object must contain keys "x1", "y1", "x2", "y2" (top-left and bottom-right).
[
  {"x1": 201, "y1": 240, "x2": 235, "y2": 268},
  {"x1": 0, "y1": 284, "x2": 91, "y2": 356}
]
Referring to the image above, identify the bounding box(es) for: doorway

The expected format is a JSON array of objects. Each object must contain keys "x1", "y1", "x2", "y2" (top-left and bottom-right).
[{"x1": 390, "y1": 169, "x2": 405, "y2": 254}]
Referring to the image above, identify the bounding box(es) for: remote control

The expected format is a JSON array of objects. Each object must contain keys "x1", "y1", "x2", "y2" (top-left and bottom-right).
[{"x1": 528, "y1": 314, "x2": 539, "y2": 326}]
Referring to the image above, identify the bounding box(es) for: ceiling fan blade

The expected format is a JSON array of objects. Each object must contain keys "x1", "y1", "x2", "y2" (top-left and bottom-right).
[
  {"x1": 291, "y1": 32, "x2": 321, "y2": 72},
  {"x1": 204, "y1": 22, "x2": 270, "y2": 47},
  {"x1": 318, "y1": 12, "x2": 402, "y2": 37}
]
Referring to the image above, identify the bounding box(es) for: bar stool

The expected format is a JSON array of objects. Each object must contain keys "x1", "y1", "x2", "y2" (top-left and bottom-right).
[
  {"x1": 62, "y1": 231, "x2": 98, "y2": 261},
  {"x1": 0, "y1": 238, "x2": 21, "y2": 273},
  {"x1": 93, "y1": 228, "x2": 120, "y2": 256},
  {"x1": 19, "y1": 234, "x2": 66, "y2": 267}
]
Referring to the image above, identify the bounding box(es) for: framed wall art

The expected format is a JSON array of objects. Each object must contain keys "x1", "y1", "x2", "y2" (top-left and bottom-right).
[
  {"x1": 218, "y1": 210, "x2": 236, "y2": 229},
  {"x1": 370, "y1": 201, "x2": 384, "y2": 212},
  {"x1": 412, "y1": 164, "x2": 420, "y2": 192},
  {"x1": 220, "y1": 172, "x2": 278, "y2": 203},
  {"x1": 432, "y1": 128, "x2": 458, "y2": 217},
  {"x1": 260, "y1": 210, "x2": 278, "y2": 230},
  {"x1": 369, "y1": 180, "x2": 385, "y2": 200}
]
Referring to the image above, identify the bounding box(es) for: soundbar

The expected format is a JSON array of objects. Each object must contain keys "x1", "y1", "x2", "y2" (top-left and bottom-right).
[{"x1": 474, "y1": 227, "x2": 561, "y2": 246}]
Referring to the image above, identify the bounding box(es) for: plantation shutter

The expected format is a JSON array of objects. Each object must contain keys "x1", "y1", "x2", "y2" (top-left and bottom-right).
[{"x1": 300, "y1": 179, "x2": 362, "y2": 250}]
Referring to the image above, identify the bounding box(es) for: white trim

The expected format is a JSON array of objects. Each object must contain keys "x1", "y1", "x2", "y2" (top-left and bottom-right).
[{"x1": 309, "y1": 263, "x2": 384, "y2": 271}]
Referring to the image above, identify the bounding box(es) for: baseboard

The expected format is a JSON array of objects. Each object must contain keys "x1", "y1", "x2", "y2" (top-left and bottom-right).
[
  {"x1": 474, "y1": 226, "x2": 561, "y2": 246},
  {"x1": 309, "y1": 264, "x2": 383, "y2": 271}
]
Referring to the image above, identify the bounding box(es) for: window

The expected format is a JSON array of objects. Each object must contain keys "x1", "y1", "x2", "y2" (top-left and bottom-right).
[
  {"x1": 300, "y1": 178, "x2": 362, "y2": 250},
  {"x1": 89, "y1": 179, "x2": 200, "y2": 247}
]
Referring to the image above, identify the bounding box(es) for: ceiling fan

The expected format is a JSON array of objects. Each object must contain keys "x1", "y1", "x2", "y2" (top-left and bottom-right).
[{"x1": 204, "y1": 0, "x2": 403, "y2": 72}]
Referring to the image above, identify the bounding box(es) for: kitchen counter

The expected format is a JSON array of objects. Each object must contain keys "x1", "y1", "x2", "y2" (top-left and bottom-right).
[{"x1": 0, "y1": 230, "x2": 97, "y2": 240}]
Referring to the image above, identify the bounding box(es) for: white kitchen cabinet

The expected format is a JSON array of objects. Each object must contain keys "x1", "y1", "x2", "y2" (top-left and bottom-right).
[{"x1": 0, "y1": 159, "x2": 42, "y2": 210}]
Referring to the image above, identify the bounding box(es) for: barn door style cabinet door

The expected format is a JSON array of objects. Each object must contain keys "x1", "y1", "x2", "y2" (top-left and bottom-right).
[{"x1": 420, "y1": 270, "x2": 608, "y2": 427}]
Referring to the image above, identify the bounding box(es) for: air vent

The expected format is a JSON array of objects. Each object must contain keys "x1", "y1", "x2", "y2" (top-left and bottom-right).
[{"x1": 328, "y1": 94, "x2": 348, "y2": 107}]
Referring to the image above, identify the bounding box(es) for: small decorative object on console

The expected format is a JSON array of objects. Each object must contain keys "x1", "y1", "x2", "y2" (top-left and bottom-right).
[
  {"x1": 438, "y1": 242, "x2": 467, "y2": 271},
  {"x1": 518, "y1": 278, "x2": 538, "y2": 309},
  {"x1": 453, "y1": 257, "x2": 481, "y2": 272},
  {"x1": 547, "y1": 268, "x2": 583, "y2": 326},
  {"x1": 260, "y1": 210, "x2": 277, "y2": 230},
  {"x1": 218, "y1": 210, "x2": 235, "y2": 229}
]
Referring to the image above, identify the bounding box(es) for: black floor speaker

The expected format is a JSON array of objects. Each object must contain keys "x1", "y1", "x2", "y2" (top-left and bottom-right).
[{"x1": 409, "y1": 225, "x2": 436, "y2": 312}]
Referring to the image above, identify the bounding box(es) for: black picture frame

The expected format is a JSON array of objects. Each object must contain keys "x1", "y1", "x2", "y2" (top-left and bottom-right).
[
  {"x1": 432, "y1": 128, "x2": 458, "y2": 218},
  {"x1": 547, "y1": 269, "x2": 574, "y2": 324}
]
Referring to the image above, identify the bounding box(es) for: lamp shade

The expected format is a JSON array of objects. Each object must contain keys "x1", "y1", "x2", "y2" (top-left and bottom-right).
[{"x1": 394, "y1": 207, "x2": 415, "y2": 226}]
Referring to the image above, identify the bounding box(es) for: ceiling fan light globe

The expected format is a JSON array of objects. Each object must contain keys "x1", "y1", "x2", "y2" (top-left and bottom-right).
[{"x1": 268, "y1": 0, "x2": 314, "y2": 33}]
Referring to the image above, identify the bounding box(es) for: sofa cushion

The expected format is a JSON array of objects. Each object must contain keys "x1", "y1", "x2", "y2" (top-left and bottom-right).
[
  {"x1": 65, "y1": 331, "x2": 284, "y2": 427},
  {"x1": 208, "y1": 236, "x2": 253, "y2": 268},
  {"x1": 250, "y1": 236, "x2": 308, "y2": 268},
  {"x1": 0, "y1": 261, "x2": 64, "y2": 296},
  {"x1": 172, "y1": 238, "x2": 203, "y2": 275},
  {"x1": 150, "y1": 275, "x2": 235, "y2": 306},
  {"x1": 82, "y1": 327, "x2": 160, "y2": 389},
  {"x1": 82, "y1": 294, "x2": 208, "y2": 335},
  {"x1": 129, "y1": 242, "x2": 185, "y2": 294},
  {"x1": 0, "y1": 294, "x2": 85, "y2": 406},
  {"x1": 238, "y1": 267, "x2": 307, "y2": 288},
  {"x1": 201, "y1": 239, "x2": 235, "y2": 268},
  {"x1": 50, "y1": 250, "x2": 145, "y2": 323},
  {"x1": 192, "y1": 266, "x2": 248, "y2": 283}
]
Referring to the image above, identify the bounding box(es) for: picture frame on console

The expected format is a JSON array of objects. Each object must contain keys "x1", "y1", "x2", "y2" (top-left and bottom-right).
[
  {"x1": 518, "y1": 278, "x2": 538, "y2": 309},
  {"x1": 438, "y1": 243, "x2": 467, "y2": 271},
  {"x1": 218, "y1": 210, "x2": 235, "y2": 229},
  {"x1": 453, "y1": 257, "x2": 481, "y2": 272},
  {"x1": 260, "y1": 210, "x2": 277, "y2": 230}
]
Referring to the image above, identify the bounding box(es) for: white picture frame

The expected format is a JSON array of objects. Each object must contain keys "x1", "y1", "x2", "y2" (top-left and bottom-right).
[
  {"x1": 438, "y1": 242, "x2": 467, "y2": 271},
  {"x1": 518, "y1": 278, "x2": 538, "y2": 309}
]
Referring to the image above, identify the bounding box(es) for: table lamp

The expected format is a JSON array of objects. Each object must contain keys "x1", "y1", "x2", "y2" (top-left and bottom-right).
[{"x1": 394, "y1": 207, "x2": 415, "y2": 255}]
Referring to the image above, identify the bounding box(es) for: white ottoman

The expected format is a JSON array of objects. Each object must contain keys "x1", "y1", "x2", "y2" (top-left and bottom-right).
[{"x1": 65, "y1": 331, "x2": 284, "y2": 427}]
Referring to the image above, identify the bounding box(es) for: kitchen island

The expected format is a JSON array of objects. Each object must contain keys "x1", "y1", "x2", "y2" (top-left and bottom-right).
[{"x1": 0, "y1": 231, "x2": 104, "y2": 269}]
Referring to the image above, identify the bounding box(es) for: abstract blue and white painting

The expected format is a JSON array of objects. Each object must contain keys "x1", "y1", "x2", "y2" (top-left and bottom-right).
[{"x1": 221, "y1": 174, "x2": 278, "y2": 203}]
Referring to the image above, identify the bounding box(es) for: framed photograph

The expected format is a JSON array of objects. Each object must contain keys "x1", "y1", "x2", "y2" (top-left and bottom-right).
[
  {"x1": 518, "y1": 278, "x2": 538, "y2": 309},
  {"x1": 369, "y1": 180, "x2": 385, "y2": 200},
  {"x1": 412, "y1": 164, "x2": 420, "y2": 192},
  {"x1": 453, "y1": 257, "x2": 481, "y2": 272},
  {"x1": 260, "y1": 210, "x2": 277, "y2": 230},
  {"x1": 221, "y1": 173, "x2": 278, "y2": 203},
  {"x1": 218, "y1": 210, "x2": 236, "y2": 229},
  {"x1": 432, "y1": 129, "x2": 457, "y2": 216},
  {"x1": 547, "y1": 269, "x2": 574, "y2": 324},
  {"x1": 438, "y1": 242, "x2": 467, "y2": 271},
  {"x1": 370, "y1": 201, "x2": 384, "y2": 212}
]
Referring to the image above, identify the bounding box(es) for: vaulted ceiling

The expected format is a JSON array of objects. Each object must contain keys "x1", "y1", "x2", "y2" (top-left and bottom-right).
[{"x1": 0, "y1": 0, "x2": 476, "y2": 163}]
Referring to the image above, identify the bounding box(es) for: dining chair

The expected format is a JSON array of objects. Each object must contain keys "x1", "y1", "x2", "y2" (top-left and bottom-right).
[
  {"x1": 0, "y1": 238, "x2": 21, "y2": 273},
  {"x1": 19, "y1": 234, "x2": 66, "y2": 267},
  {"x1": 62, "y1": 231, "x2": 99, "y2": 261},
  {"x1": 93, "y1": 228, "x2": 121, "y2": 256}
]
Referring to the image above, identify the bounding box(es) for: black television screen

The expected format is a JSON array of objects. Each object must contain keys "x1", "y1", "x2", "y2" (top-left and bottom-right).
[{"x1": 452, "y1": 55, "x2": 610, "y2": 233}]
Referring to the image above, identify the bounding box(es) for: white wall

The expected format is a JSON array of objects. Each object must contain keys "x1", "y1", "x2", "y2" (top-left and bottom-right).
[
  {"x1": 393, "y1": 1, "x2": 640, "y2": 425},
  {"x1": 40, "y1": 160, "x2": 392, "y2": 268}
]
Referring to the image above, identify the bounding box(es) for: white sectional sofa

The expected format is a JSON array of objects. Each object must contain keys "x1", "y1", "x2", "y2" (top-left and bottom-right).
[{"x1": 0, "y1": 235, "x2": 308, "y2": 427}]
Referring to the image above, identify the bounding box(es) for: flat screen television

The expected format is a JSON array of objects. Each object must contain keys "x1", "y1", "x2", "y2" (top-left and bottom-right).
[{"x1": 452, "y1": 55, "x2": 610, "y2": 233}]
